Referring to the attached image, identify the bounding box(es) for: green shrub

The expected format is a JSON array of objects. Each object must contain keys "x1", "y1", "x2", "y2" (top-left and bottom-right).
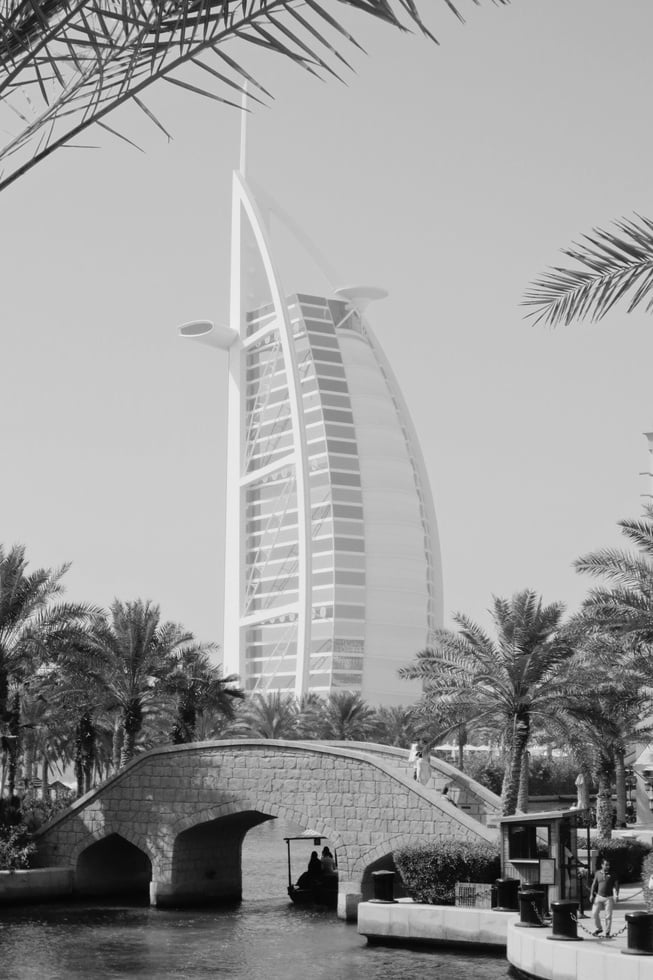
[
  {"x1": 394, "y1": 838, "x2": 500, "y2": 905},
  {"x1": 0, "y1": 824, "x2": 35, "y2": 871},
  {"x1": 463, "y1": 756, "x2": 504, "y2": 796},
  {"x1": 462, "y1": 752, "x2": 581, "y2": 797},
  {"x1": 591, "y1": 837, "x2": 651, "y2": 884},
  {"x1": 528, "y1": 756, "x2": 580, "y2": 795},
  {"x1": 22, "y1": 794, "x2": 74, "y2": 832}
]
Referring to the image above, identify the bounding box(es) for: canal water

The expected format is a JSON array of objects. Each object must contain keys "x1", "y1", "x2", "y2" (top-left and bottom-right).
[{"x1": 0, "y1": 820, "x2": 512, "y2": 980}]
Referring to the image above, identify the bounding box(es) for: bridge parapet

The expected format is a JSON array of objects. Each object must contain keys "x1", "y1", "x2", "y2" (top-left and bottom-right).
[{"x1": 320, "y1": 742, "x2": 502, "y2": 823}]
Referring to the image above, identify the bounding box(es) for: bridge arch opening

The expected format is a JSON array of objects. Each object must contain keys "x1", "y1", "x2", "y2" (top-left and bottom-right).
[
  {"x1": 168, "y1": 809, "x2": 274, "y2": 907},
  {"x1": 76, "y1": 833, "x2": 151, "y2": 899},
  {"x1": 360, "y1": 852, "x2": 408, "y2": 902}
]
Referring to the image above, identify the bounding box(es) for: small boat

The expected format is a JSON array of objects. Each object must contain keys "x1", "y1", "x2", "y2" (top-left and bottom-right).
[{"x1": 284, "y1": 833, "x2": 338, "y2": 909}]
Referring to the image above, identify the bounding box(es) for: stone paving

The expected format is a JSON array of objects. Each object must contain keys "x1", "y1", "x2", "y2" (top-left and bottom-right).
[{"x1": 507, "y1": 884, "x2": 653, "y2": 979}]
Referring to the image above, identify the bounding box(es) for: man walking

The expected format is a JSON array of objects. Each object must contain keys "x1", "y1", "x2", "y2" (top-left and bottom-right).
[{"x1": 589, "y1": 858, "x2": 619, "y2": 937}]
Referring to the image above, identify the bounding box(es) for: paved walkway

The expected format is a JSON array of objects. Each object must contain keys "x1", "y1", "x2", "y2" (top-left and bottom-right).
[{"x1": 569, "y1": 883, "x2": 648, "y2": 950}]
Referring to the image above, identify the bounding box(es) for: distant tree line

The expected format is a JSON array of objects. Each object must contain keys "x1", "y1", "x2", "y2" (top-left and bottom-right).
[{"x1": 3, "y1": 504, "x2": 653, "y2": 845}]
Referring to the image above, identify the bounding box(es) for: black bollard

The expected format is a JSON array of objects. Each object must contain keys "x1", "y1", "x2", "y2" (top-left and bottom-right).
[
  {"x1": 622, "y1": 911, "x2": 653, "y2": 956},
  {"x1": 547, "y1": 901, "x2": 581, "y2": 942},
  {"x1": 516, "y1": 889, "x2": 546, "y2": 928},
  {"x1": 370, "y1": 870, "x2": 396, "y2": 904},
  {"x1": 493, "y1": 878, "x2": 520, "y2": 912}
]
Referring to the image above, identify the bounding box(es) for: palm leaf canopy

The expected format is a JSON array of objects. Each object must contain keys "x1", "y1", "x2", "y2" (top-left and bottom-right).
[
  {"x1": 400, "y1": 590, "x2": 574, "y2": 736},
  {"x1": 230, "y1": 690, "x2": 298, "y2": 738},
  {"x1": 87, "y1": 598, "x2": 192, "y2": 709},
  {"x1": 0, "y1": 0, "x2": 509, "y2": 192},
  {"x1": 523, "y1": 214, "x2": 653, "y2": 326},
  {"x1": 0, "y1": 544, "x2": 96, "y2": 679},
  {"x1": 574, "y1": 506, "x2": 653, "y2": 644}
]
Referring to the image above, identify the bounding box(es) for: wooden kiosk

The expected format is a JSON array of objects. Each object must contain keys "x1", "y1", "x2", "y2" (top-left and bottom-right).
[{"x1": 499, "y1": 808, "x2": 591, "y2": 909}]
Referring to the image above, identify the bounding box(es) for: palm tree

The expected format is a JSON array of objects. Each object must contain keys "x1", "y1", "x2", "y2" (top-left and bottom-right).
[
  {"x1": 229, "y1": 691, "x2": 298, "y2": 739},
  {"x1": 39, "y1": 642, "x2": 117, "y2": 795},
  {"x1": 524, "y1": 214, "x2": 653, "y2": 326},
  {"x1": 372, "y1": 705, "x2": 416, "y2": 748},
  {"x1": 0, "y1": 0, "x2": 508, "y2": 194},
  {"x1": 316, "y1": 691, "x2": 377, "y2": 741},
  {"x1": 400, "y1": 589, "x2": 576, "y2": 815},
  {"x1": 0, "y1": 544, "x2": 95, "y2": 796},
  {"x1": 88, "y1": 599, "x2": 194, "y2": 766},
  {"x1": 294, "y1": 692, "x2": 325, "y2": 740},
  {"x1": 564, "y1": 674, "x2": 651, "y2": 837},
  {"x1": 165, "y1": 647, "x2": 244, "y2": 744},
  {"x1": 573, "y1": 505, "x2": 653, "y2": 647}
]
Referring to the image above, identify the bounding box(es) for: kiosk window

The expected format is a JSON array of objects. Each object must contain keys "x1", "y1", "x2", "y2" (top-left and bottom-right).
[{"x1": 508, "y1": 824, "x2": 550, "y2": 860}]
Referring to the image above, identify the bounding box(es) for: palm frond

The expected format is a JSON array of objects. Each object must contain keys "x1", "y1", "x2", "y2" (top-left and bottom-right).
[
  {"x1": 0, "y1": 0, "x2": 510, "y2": 192},
  {"x1": 523, "y1": 214, "x2": 653, "y2": 326},
  {"x1": 575, "y1": 547, "x2": 653, "y2": 587},
  {"x1": 617, "y1": 509, "x2": 653, "y2": 554}
]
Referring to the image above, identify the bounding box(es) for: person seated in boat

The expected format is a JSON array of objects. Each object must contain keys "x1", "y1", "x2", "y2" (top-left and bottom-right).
[
  {"x1": 308, "y1": 851, "x2": 322, "y2": 879},
  {"x1": 296, "y1": 851, "x2": 323, "y2": 889},
  {"x1": 320, "y1": 846, "x2": 337, "y2": 876}
]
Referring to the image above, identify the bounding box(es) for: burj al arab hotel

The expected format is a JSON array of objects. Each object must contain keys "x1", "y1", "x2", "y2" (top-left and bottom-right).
[{"x1": 180, "y1": 144, "x2": 443, "y2": 707}]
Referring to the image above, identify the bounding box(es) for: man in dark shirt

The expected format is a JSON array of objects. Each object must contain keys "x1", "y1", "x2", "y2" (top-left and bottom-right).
[{"x1": 589, "y1": 858, "x2": 619, "y2": 936}]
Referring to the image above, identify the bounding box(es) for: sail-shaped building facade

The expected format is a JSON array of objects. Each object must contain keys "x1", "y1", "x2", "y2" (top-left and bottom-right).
[{"x1": 181, "y1": 168, "x2": 443, "y2": 706}]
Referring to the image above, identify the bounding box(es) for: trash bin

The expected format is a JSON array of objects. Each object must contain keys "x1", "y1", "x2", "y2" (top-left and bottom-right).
[
  {"x1": 622, "y1": 911, "x2": 653, "y2": 956},
  {"x1": 548, "y1": 900, "x2": 581, "y2": 941},
  {"x1": 493, "y1": 878, "x2": 520, "y2": 911},
  {"x1": 517, "y1": 889, "x2": 546, "y2": 927},
  {"x1": 370, "y1": 870, "x2": 396, "y2": 903}
]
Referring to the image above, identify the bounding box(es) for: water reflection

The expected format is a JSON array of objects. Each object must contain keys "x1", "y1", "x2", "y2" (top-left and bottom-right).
[
  {"x1": 0, "y1": 820, "x2": 511, "y2": 980},
  {"x1": 0, "y1": 901, "x2": 510, "y2": 980}
]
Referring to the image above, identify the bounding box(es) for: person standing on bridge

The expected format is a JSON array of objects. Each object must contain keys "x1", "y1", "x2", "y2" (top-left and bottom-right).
[
  {"x1": 408, "y1": 741, "x2": 421, "y2": 780},
  {"x1": 411, "y1": 737, "x2": 431, "y2": 786}
]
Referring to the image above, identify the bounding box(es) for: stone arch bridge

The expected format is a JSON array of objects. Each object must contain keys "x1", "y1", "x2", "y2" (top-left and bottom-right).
[{"x1": 35, "y1": 740, "x2": 500, "y2": 919}]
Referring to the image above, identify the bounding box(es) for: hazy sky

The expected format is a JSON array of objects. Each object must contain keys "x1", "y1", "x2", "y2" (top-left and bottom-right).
[{"x1": 2, "y1": 0, "x2": 653, "y2": 659}]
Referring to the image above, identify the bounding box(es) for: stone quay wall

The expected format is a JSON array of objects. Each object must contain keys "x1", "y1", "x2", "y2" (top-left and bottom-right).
[{"x1": 0, "y1": 867, "x2": 74, "y2": 903}]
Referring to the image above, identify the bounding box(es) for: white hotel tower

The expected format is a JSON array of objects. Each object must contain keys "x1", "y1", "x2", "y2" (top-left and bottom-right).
[{"x1": 181, "y1": 151, "x2": 443, "y2": 706}]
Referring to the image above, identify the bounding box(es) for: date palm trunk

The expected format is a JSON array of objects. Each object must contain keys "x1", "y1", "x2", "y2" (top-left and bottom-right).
[
  {"x1": 111, "y1": 715, "x2": 123, "y2": 773},
  {"x1": 41, "y1": 755, "x2": 50, "y2": 802},
  {"x1": 614, "y1": 748, "x2": 627, "y2": 828},
  {"x1": 501, "y1": 716, "x2": 530, "y2": 815},
  {"x1": 596, "y1": 765, "x2": 614, "y2": 839},
  {"x1": 576, "y1": 765, "x2": 591, "y2": 809},
  {"x1": 7, "y1": 691, "x2": 21, "y2": 798},
  {"x1": 457, "y1": 725, "x2": 467, "y2": 771},
  {"x1": 120, "y1": 700, "x2": 142, "y2": 767},
  {"x1": 517, "y1": 750, "x2": 530, "y2": 813}
]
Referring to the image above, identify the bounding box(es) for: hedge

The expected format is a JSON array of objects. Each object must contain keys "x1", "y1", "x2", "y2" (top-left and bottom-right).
[
  {"x1": 0, "y1": 825, "x2": 35, "y2": 871},
  {"x1": 591, "y1": 837, "x2": 651, "y2": 884},
  {"x1": 394, "y1": 838, "x2": 500, "y2": 906}
]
